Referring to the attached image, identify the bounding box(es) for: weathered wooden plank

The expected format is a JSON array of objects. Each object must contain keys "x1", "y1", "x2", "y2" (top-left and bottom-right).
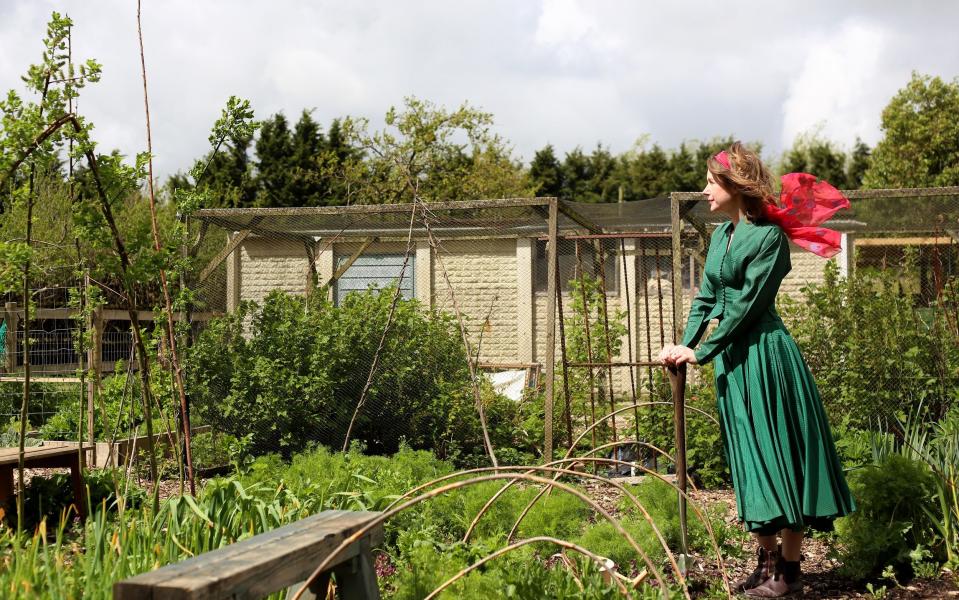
[
  {"x1": 0, "y1": 444, "x2": 94, "y2": 464},
  {"x1": 332, "y1": 536, "x2": 379, "y2": 600},
  {"x1": 193, "y1": 197, "x2": 551, "y2": 220},
  {"x1": 855, "y1": 235, "x2": 953, "y2": 246},
  {"x1": 164, "y1": 523, "x2": 383, "y2": 600},
  {"x1": 117, "y1": 511, "x2": 352, "y2": 586},
  {"x1": 557, "y1": 199, "x2": 603, "y2": 234},
  {"x1": 114, "y1": 510, "x2": 383, "y2": 600},
  {"x1": 0, "y1": 376, "x2": 82, "y2": 384},
  {"x1": 543, "y1": 198, "x2": 558, "y2": 461},
  {"x1": 100, "y1": 309, "x2": 220, "y2": 322},
  {"x1": 323, "y1": 236, "x2": 377, "y2": 289},
  {"x1": 199, "y1": 228, "x2": 255, "y2": 284}
]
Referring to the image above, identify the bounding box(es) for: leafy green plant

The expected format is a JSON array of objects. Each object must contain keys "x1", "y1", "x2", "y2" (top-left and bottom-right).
[
  {"x1": 189, "y1": 430, "x2": 236, "y2": 471},
  {"x1": 561, "y1": 272, "x2": 628, "y2": 449},
  {"x1": 779, "y1": 260, "x2": 959, "y2": 427},
  {"x1": 643, "y1": 365, "x2": 728, "y2": 489},
  {"x1": 4, "y1": 468, "x2": 143, "y2": 532},
  {"x1": 38, "y1": 364, "x2": 170, "y2": 442},
  {"x1": 833, "y1": 454, "x2": 937, "y2": 580},
  {"x1": 189, "y1": 287, "x2": 519, "y2": 463}
]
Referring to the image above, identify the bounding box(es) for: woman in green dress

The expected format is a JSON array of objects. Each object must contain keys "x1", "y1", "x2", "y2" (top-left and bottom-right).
[{"x1": 659, "y1": 142, "x2": 855, "y2": 597}]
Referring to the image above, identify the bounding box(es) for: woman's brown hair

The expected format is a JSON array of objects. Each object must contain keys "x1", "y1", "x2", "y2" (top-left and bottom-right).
[{"x1": 706, "y1": 141, "x2": 777, "y2": 222}]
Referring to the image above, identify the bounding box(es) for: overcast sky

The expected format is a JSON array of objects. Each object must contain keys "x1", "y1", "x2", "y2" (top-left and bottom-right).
[{"x1": 2, "y1": 1, "x2": 958, "y2": 180}]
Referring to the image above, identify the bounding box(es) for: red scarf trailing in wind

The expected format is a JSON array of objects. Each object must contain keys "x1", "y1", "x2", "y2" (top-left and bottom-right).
[
  {"x1": 713, "y1": 151, "x2": 850, "y2": 258},
  {"x1": 765, "y1": 172, "x2": 850, "y2": 258}
]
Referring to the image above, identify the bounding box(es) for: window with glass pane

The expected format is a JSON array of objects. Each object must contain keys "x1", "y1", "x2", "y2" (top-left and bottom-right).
[
  {"x1": 334, "y1": 254, "x2": 414, "y2": 305},
  {"x1": 535, "y1": 239, "x2": 618, "y2": 292},
  {"x1": 639, "y1": 252, "x2": 701, "y2": 292}
]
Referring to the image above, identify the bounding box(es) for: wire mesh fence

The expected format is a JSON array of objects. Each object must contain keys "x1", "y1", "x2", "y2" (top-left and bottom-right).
[
  {"x1": 185, "y1": 188, "x2": 959, "y2": 472},
  {"x1": 186, "y1": 198, "x2": 687, "y2": 470},
  {"x1": 4, "y1": 187, "x2": 959, "y2": 485},
  {"x1": 674, "y1": 187, "x2": 959, "y2": 433}
]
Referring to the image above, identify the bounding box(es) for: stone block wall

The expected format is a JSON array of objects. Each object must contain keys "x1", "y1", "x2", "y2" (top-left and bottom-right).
[
  {"x1": 238, "y1": 238, "x2": 310, "y2": 304},
  {"x1": 433, "y1": 239, "x2": 519, "y2": 363},
  {"x1": 226, "y1": 233, "x2": 847, "y2": 400}
]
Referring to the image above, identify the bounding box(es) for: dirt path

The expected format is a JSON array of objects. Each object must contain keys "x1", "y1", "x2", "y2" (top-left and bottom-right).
[{"x1": 584, "y1": 479, "x2": 957, "y2": 598}]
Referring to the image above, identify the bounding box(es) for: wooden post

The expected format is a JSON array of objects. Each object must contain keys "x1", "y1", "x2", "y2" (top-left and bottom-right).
[
  {"x1": 668, "y1": 362, "x2": 689, "y2": 571},
  {"x1": 670, "y1": 193, "x2": 685, "y2": 344},
  {"x1": 87, "y1": 303, "x2": 103, "y2": 467},
  {"x1": 838, "y1": 232, "x2": 854, "y2": 279},
  {"x1": 3, "y1": 302, "x2": 16, "y2": 373},
  {"x1": 332, "y1": 537, "x2": 380, "y2": 600},
  {"x1": 669, "y1": 193, "x2": 690, "y2": 571},
  {"x1": 543, "y1": 198, "x2": 559, "y2": 462},
  {"x1": 304, "y1": 239, "x2": 319, "y2": 297}
]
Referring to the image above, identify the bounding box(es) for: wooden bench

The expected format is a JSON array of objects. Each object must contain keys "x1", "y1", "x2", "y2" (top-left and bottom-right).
[
  {"x1": 114, "y1": 509, "x2": 384, "y2": 600},
  {"x1": 0, "y1": 443, "x2": 94, "y2": 519}
]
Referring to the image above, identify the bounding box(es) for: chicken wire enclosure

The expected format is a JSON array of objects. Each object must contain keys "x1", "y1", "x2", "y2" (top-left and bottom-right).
[
  {"x1": 671, "y1": 186, "x2": 959, "y2": 317},
  {"x1": 0, "y1": 285, "x2": 88, "y2": 445},
  {"x1": 839, "y1": 187, "x2": 959, "y2": 305},
  {"x1": 187, "y1": 198, "x2": 693, "y2": 464}
]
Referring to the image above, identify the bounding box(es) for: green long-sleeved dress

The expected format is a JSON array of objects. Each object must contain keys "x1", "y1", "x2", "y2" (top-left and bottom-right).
[{"x1": 682, "y1": 219, "x2": 855, "y2": 534}]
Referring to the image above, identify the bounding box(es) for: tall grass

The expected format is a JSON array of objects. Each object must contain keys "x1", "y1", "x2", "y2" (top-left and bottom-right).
[
  {"x1": 0, "y1": 445, "x2": 723, "y2": 598},
  {"x1": 0, "y1": 445, "x2": 438, "y2": 597}
]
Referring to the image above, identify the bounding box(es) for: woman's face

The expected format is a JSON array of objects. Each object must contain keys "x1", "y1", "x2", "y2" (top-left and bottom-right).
[{"x1": 702, "y1": 170, "x2": 739, "y2": 216}]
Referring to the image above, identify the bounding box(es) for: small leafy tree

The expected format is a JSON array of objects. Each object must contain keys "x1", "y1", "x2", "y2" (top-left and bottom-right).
[
  {"x1": 335, "y1": 96, "x2": 533, "y2": 204},
  {"x1": 0, "y1": 12, "x2": 259, "y2": 511},
  {"x1": 562, "y1": 271, "x2": 627, "y2": 445},
  {"x1": 863, "y1": 72, "x2": 959, "y2": 189},
  {"x1": 0, "y1": 12, "x2": 102, "y2": 527}
]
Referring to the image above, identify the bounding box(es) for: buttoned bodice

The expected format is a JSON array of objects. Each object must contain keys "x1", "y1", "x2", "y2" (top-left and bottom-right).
[{"x1": 681, "y1": 220, "x2": 792, "y2": 364}]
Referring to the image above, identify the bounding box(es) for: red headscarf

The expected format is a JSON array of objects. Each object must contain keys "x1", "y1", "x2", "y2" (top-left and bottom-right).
[{"x1": 713, "y1": 151, "x2": 850, "y2": 258}]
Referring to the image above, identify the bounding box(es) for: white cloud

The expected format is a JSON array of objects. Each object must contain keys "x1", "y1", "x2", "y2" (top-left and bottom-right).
[
  {"x1": 265, "y1": 49, "x2": 367, "y2": 113},
  {"x1": 781, "y1": 19, "x2": 900, "y2": 150},
  {"x1": 1, "y1": 1, "x2": 957, "y2": 181},
  {"x1": 534, "y1": 0, "x2": 623, "y2": 69}
]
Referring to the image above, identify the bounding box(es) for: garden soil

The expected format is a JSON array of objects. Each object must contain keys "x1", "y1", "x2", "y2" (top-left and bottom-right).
[{"x1": 584, "y1": 479, "x2": 959, "y2": 599}]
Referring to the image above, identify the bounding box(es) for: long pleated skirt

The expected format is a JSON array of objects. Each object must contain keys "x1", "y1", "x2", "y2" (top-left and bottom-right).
[{"x1": 714, "y1": 316, "x2": 856, "y2": 535}]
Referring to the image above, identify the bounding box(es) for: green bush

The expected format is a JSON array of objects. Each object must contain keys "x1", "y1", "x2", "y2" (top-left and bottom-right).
[
  {"x1": 834, "y1": 454, "x2": 938, "y2": 580},
  {"x1": 387, "y1": 541, "x2": 646, "y2": 599},
  {"x1": 559, "y1": 273, "x2": 628, "y2": 449},
  {"x1": 188, "y1": 288, "x2": 519, "y2": 462},
  {"x1": 0, "y1": 381, "x2": 76, "y2": 437},
  {"x1": 38, "y1": 361, "x2": 178, "y2": 444},
  {"x1": 189, "y1": 430, "x2": 235, "y2": 471},
  {"x1": 779, "y1": 259, "x2": 959, "y2": 427}
]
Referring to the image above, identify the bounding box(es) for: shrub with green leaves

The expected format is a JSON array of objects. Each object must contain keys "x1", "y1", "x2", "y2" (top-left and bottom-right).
[
  {"x1": 188, "y1": 287, "x2": 518, "y2": 462},
  {"x1": 643, "y1": 365, "x2": 728, "y2": 489},
  {"x1": 833, "y1": 454, "x2": 937, "y2": 580},
  {"x1": 779, "y1": 259, "x2": 959, "y2": 427},
  {"x1": 38, "y1": 366, "x2": 167, "y2": 442},
  {"x1": 5, "y1": 468, "x2": 144, "y2": 532}
]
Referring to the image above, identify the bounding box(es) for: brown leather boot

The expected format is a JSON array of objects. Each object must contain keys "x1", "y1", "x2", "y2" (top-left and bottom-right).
[
  {"x1": 734, "y1": 545, "x2": 775, "y2": 592},
  {"x1": 745, "y1": 551, "x2": 802, "y2": 597}
]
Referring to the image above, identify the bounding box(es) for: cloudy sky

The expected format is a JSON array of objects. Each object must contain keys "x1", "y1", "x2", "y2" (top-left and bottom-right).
[{"x1": 1, "y1": 1, "x2": 957, "y2": 180}]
